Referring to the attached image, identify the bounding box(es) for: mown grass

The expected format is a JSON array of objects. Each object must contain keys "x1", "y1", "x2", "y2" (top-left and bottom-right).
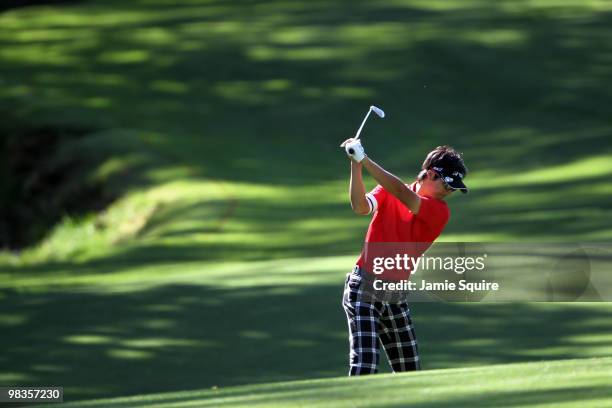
[
  {"x1": 37, "y1": 358, "x2": 612, "y2": 407},
  {"x1": 2, "y1": 0, "x2": 612, "y2": 260},
  {"x1": 2, "y1": 258, "x2": 612, "y2": 400},
  {"x1": 1, "y1": 0, "x2": 612, "y2": 402}
]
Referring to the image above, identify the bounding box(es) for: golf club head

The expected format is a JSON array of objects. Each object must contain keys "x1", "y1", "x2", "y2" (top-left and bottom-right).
[
  {"x1": 353, "y1": 104, "x2": 386, "y2": 141},
  {"x1": 370, "y1": 105, "x2": 385, "y2": 118}
]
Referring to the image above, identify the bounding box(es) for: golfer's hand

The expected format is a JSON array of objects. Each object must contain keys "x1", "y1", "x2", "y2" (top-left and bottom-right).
[{"x1": 341, "y1": 138, "x2": 366, "y2": 163}]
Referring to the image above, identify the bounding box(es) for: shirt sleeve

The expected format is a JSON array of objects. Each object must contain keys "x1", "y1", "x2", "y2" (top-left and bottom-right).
[
  {"x1": 415, "y1": 196, "x2": 450, "y2": 233},
  {"x1": 365, "y1": 184, "x2": 388, "y2": 215}
]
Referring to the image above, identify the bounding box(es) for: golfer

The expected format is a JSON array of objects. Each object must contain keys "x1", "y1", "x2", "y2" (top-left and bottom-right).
[{"x1": 340, "y1": 138, "x2": 468, "y2": 375}]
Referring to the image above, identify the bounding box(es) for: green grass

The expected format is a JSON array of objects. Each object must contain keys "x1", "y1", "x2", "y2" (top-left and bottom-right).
[
  {"x1": 2, "y1": 0, "x2": 612, "y2": 403},
  {"x1": 2, "y1": 0, "x2": 612, "y2": 265},
  {"x1": 37, "y1": 358, "x2": 612, "y2": 407},
  {"x1": 2, "y1": 260, "x2": 612, "y2": 400}
]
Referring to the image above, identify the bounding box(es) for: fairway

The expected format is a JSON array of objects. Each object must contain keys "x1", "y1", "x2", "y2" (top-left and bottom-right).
[
  {"x1": 39, "y1": 358, "x2": 612, "y2": 407},
  {"x1": 1, "y1": 0, "x2": 612, "y2": 405}
]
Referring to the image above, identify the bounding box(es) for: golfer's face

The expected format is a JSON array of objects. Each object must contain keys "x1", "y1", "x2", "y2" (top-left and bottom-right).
[{"x1": 434, "y1": 174, "x2": 455, "y2": 199}]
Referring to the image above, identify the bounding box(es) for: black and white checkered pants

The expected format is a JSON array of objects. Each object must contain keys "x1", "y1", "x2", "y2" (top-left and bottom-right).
[{"x1": 342, "y1": 266, "x2": 421, "y2": 375}]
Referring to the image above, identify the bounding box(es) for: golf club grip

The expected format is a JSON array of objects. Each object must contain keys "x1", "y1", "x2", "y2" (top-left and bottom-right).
[{"x1": 348, "y1": 148, "x2": 355, "y2": 154}]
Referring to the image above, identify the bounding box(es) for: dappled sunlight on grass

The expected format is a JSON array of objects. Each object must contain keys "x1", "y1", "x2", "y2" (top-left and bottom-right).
[
  {"x1": 149, "y1": 79, "x2": 188, "y2": 94},
  {"x1": 106, "y1": 349, "x2": 154, "y2": 360},
  {"x1": 2, "y1": 281, "x2": 612, "y2": 401},
  {"x1": 64, "y1": 334, "x2": 115, "y2": 345},
  {"x1": 0, "y1": 255, "x2": 356, "y2": 292},
  {"x1": 469, "y1": 154, "x2": 612, "y2": 188},
  {"x1": 2, "y1": 0, "x2": 612, "y2": 402},
  {"x1": 99, "y1": 49, "x2": 151, "y2": 64}
]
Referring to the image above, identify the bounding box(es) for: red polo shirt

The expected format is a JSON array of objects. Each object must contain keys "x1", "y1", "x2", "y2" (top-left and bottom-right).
[{"x1": 356, "y1": 182, "x2": 450, "y2": 280}]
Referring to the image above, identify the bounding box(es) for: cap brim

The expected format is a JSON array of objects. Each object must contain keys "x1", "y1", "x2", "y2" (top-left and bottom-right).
[{"x1": 448, "y1": 179, "x2": 468, "y2": 194}]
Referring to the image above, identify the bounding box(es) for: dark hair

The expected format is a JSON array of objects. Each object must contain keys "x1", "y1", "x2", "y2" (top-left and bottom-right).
[{"x1": 417, "y1": 145, "x2": 468, "y2": 181}]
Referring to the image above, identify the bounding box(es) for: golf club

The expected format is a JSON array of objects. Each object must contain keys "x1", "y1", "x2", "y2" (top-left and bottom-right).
[{"x1": 348, "y1": 105, "x2": 385, "y2": 154}]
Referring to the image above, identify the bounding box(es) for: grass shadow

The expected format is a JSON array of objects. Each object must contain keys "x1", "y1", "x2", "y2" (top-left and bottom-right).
[{"x1": 2, "y1": 282, "x2": 612, "y2": 401}]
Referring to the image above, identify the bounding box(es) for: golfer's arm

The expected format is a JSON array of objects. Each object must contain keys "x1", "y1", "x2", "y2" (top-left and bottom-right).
[
  {"x1": 349, "y1": 161, "x2": 370, "y2": 215},
  {"x1": 362, "y1": 157, "x2": 421, "y2": 214}
]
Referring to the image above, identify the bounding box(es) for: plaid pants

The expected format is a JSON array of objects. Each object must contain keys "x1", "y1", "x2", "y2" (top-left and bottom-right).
[{"x1": 342, "y1": 267, "x2": 421, "y2": 375}]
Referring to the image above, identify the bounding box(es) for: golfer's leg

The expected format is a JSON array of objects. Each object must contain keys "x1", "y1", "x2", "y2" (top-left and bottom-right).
[
  {"x1": 342, "y1": 274, "x2": 382, "y2": 375},
  {"x1": 379, "y1": 302, "x2": 421, "y2": 372},
  {"x1": 344, "y1": 301, "x2": 382, "y2": 375}
]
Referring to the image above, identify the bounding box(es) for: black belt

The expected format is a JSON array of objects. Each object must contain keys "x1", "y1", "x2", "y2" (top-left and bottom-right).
[{"x1": 352, "y1": 266, "x2": 409, "y2": 303}]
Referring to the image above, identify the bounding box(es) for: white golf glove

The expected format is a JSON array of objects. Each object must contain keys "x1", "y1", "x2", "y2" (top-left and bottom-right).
[{"x1": 342, "y1": 138, "x2": 366, "y2": 162}]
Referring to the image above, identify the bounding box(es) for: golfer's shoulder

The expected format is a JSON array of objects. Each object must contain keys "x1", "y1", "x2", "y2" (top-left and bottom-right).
[
  {"x1": 418, "y1": 196, "x2": 450, "y2": 220},
  {"x1": 429, "y1": 196, "x2": 450, "y2": 212}
]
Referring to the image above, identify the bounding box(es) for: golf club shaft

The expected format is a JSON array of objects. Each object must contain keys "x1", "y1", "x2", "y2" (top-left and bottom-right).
[{"x1": 354, "y1": 109, "x2": 373, "y2": 140}]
